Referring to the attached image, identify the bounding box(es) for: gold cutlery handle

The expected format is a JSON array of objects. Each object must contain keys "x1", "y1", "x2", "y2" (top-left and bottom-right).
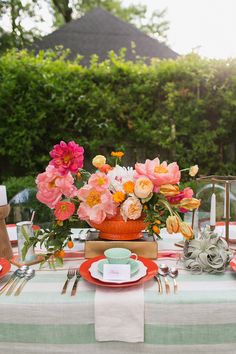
[
  {"x1": 155, "y1": 276, "x2": 163, "y2": 294},
  {"x1": 164, "y1": 277, "x2": 170, "y2": 294},
  {"x1": 14, "y1": 279, "x2": 27, "y2": 296},
  {"x1": 173, "y1": 279, "x2": 178, "y2": 294},
  {"x1": 6, "y1": 278, "x2": 21, "y2": 296},
  {"x1": 61, "y1": 279, "x2": 69, "y2": 294},
  {"x1": 0, "y1": 277, "x2": 14, "y2": 295},
  {"x1": 71, "y1": 278, "x2": 79, "y2": 296}
]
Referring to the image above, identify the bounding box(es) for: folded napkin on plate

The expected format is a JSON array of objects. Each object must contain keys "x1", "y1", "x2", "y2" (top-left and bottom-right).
[{"x1": 95, "y1": 285, "x2": 144, "y2": 342}]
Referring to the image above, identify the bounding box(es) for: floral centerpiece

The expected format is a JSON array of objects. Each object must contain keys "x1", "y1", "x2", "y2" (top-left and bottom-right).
[{"x1": 23, "y1": 141, "x2": 200, "y2": 262}]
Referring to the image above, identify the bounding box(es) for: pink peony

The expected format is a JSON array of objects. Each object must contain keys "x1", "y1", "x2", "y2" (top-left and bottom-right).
[
  {"x1": 120, "y1": 196, "x2": 142, "y2": 222},
  {"x1": 49, "y1": 141, "x2": 84, "y2": 175},
  {"x1": 77, "y1": 184, "x2": 116, "y2": 224},
  {"x1": 135, "y1": 157, "x2": 180, "y2": 191},
  {"x1": 36, "y1": 165, "x2": 77, "y2": 208},
  {"x1": 88, "y1": 172, "x2": 110, "y2": 192},
  {"x1": 167, "y1": 187, "x2": 194, "y2": 213},
  {"x1": 54, "y1": 201, "x2": 75, "y2": 221}
]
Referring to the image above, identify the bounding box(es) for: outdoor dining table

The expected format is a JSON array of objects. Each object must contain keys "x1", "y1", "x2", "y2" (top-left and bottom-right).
[{"x1": 0, "y1": 231, "x2": 236, "y2": 354}]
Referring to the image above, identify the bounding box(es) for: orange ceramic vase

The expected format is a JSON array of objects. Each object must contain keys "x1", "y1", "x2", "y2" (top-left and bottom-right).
[{"x1": 89, "y1": 212, "x2": 146, "y2": 241}]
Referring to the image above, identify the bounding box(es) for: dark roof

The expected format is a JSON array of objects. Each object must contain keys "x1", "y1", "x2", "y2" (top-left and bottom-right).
[{"x1": 34, "y1": 7, "x2": 178, "y2": 65}]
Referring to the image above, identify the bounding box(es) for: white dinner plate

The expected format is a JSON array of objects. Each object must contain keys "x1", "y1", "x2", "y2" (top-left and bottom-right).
[{"x1": 89, "y1": 259, "x2": 147, "y2": 284}]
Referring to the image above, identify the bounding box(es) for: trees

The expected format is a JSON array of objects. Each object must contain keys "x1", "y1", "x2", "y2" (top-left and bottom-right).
[
  {"x1": 0, "y1": 0, "x2": 42, "y2": 53},
  {"x1": 0, "y1": 0, "x2": 169, "y2": 53}
]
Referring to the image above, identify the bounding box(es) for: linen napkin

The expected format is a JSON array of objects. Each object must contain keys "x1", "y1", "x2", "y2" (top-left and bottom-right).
[{"x1": 95, "y1": 285, "x2": 144, "y2": 342}]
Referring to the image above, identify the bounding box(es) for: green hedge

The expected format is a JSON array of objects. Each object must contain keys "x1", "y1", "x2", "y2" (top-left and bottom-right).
[{"x1": 0, "y1": 50, "x2": 236, "y2": 179}]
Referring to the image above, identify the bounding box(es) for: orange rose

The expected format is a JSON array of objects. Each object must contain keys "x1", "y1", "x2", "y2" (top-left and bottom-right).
[
  {"x1": 166, "y1": 215, "x2": 180, "y2": 234},
  {"x1": 179, "y1": 198, "x2": 200, "y2": 210},
  {"x1": 159, "y1": 184, "x2": 180, "y2": 196},
  {"x1": 179, "y1": 222, "x2": 193, "y2": 240}
]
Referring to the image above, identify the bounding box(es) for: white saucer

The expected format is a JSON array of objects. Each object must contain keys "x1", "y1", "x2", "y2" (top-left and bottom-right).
[{"x1": 89, "y1": 259, "x2": 147, "y2": 284}]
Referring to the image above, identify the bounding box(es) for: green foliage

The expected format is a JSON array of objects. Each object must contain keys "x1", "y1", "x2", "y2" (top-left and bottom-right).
[
  {"x1": 0, "y1": 50, "x2": 236, "y2": 179},
  {"x1": 2, "y1": 176, "x2": 35, "y2": 200}
]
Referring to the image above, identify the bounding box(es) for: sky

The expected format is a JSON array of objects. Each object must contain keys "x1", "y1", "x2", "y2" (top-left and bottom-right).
[
  {"x1": 1, "y1": 0, "x2": 236, "y2": 59},
  {"x1": 126, "y1": 0, "x2": 236, "y2": 59}
]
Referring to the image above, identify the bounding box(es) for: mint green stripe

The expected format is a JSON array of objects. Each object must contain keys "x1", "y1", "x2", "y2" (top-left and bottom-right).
[
  {"x1": 145, "y1": 290, "x2": 236, "y2": 304},
  {"x1": 0, "y1": 323, "x2": 95, "y2": 344},
  {"x1": 0, "y1": 323, "x2": 235, "y2": 345},
  {"x1": 0, "y1": 291, "x2": 94, "y2": 304},
  {"x1": 145, "y1": 324, "x2": 236, "y2": 345},
  {"x1": 177, "y1": 273, "x2": 236, "y2": 282}
]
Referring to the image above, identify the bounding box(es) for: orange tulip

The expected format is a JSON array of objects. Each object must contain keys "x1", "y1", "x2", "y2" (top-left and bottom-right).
[
  {"x1": 159, "y1": 184, "x2": 180, "y2": 196},
  {"x1": 179, "y1": 198, "x2": 200, "y2": 210},
  {"x1": 179, "y1": 222, "x2": 193, "y2": 240},
  {"x1": 166, "y1": 215, "x2": 180, "y2": 234}
]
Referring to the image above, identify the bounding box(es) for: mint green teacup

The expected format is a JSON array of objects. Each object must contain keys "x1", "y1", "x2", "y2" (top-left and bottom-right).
[{"x1": 104, "y1": 248, "x2": 138, "y2": 264}]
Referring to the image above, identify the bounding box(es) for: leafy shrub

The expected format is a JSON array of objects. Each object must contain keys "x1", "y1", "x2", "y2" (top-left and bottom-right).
[{"x1": 0, "y1": 50, "x2": 236, "y2": 179}]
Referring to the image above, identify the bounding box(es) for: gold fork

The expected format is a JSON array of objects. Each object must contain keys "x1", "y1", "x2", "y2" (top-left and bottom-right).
[
  {"x1": 61, "y1": 268, "x2": 75, "y2": 294},
  {"x1": 71, "y1": 268, "x2": 81, "y2": 296}
]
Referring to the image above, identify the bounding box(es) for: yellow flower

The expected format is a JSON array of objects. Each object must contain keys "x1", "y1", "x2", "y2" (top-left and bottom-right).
[
  {"x1": 92, "y1": 155, "x2": 106, "y2": 168},
  {"x1": 159, "y1": 184, "x2": 180, "y2": 197},
  {"x1": 155, "y1": 220, "x2": 161, "y2": 225},
  {"x1": 189, "y1": 165, "x2": 199, "y2": 177},
  {"x1": 179, "y1": 222, "x2": 193, "y2": 240},
  {"x1": 111, "y1": 151, "x2": 124, "y2": 158},
  {"x1": 113, "y1": 191, "x2": 126, "y2": 203},
  {"x1": 123, "y1": 181, "x2": 135, "y2": 194},
  {"x1": 179, "y1": 198, "x2": 200, "y2": 210},
  {"x1": 166, "y1": 215, "x2": 180, "y2": 234}
]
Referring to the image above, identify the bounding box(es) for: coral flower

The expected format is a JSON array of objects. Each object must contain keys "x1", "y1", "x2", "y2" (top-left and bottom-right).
[
  {"x1": 49, "y1": 141, "x2": 84, "y2": 175},
  {"x1": 166, "y1": 215, "x2": 180, "y2": 234},
  {"x1": 135, "y1": 157, "x2": 180, "y2": 191},
  {"x1": 36, "y1": 165, "x2": 77, "y2": 208},
  {"x1": 159, "y1": 184, "x2": 180, "y2": 197},
  {"x1": 77, "y1": 185, "x2": 116, "y2": 224},
  {"x1": 99, "y1": 164, "x2": 113, "y2": 174},
  {"x1": 179, "y1": 222, "x2": 194, "y2": 240},
  {"x1": 88, "y1": 172, "x2": 110, "y2": 191},
  {"x1": 54, "y1": 201, "x2": 75, "y2": 221}
]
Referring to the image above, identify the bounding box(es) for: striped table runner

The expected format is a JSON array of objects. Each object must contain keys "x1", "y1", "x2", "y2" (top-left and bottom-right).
[{"x1": 0, "y1": 235, "x2": 236, "y2": 354}]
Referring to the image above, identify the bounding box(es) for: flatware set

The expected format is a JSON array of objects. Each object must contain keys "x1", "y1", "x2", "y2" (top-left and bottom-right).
[
  {"x1": 0, "y1": 265, "x2": 35, "y2": 296},
  {"x1": 61, "y1": 268, "x2": 81, "y2": 295},
  {"x1": 155, "y1": 264, "x2": 179, "y2": 294}
]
